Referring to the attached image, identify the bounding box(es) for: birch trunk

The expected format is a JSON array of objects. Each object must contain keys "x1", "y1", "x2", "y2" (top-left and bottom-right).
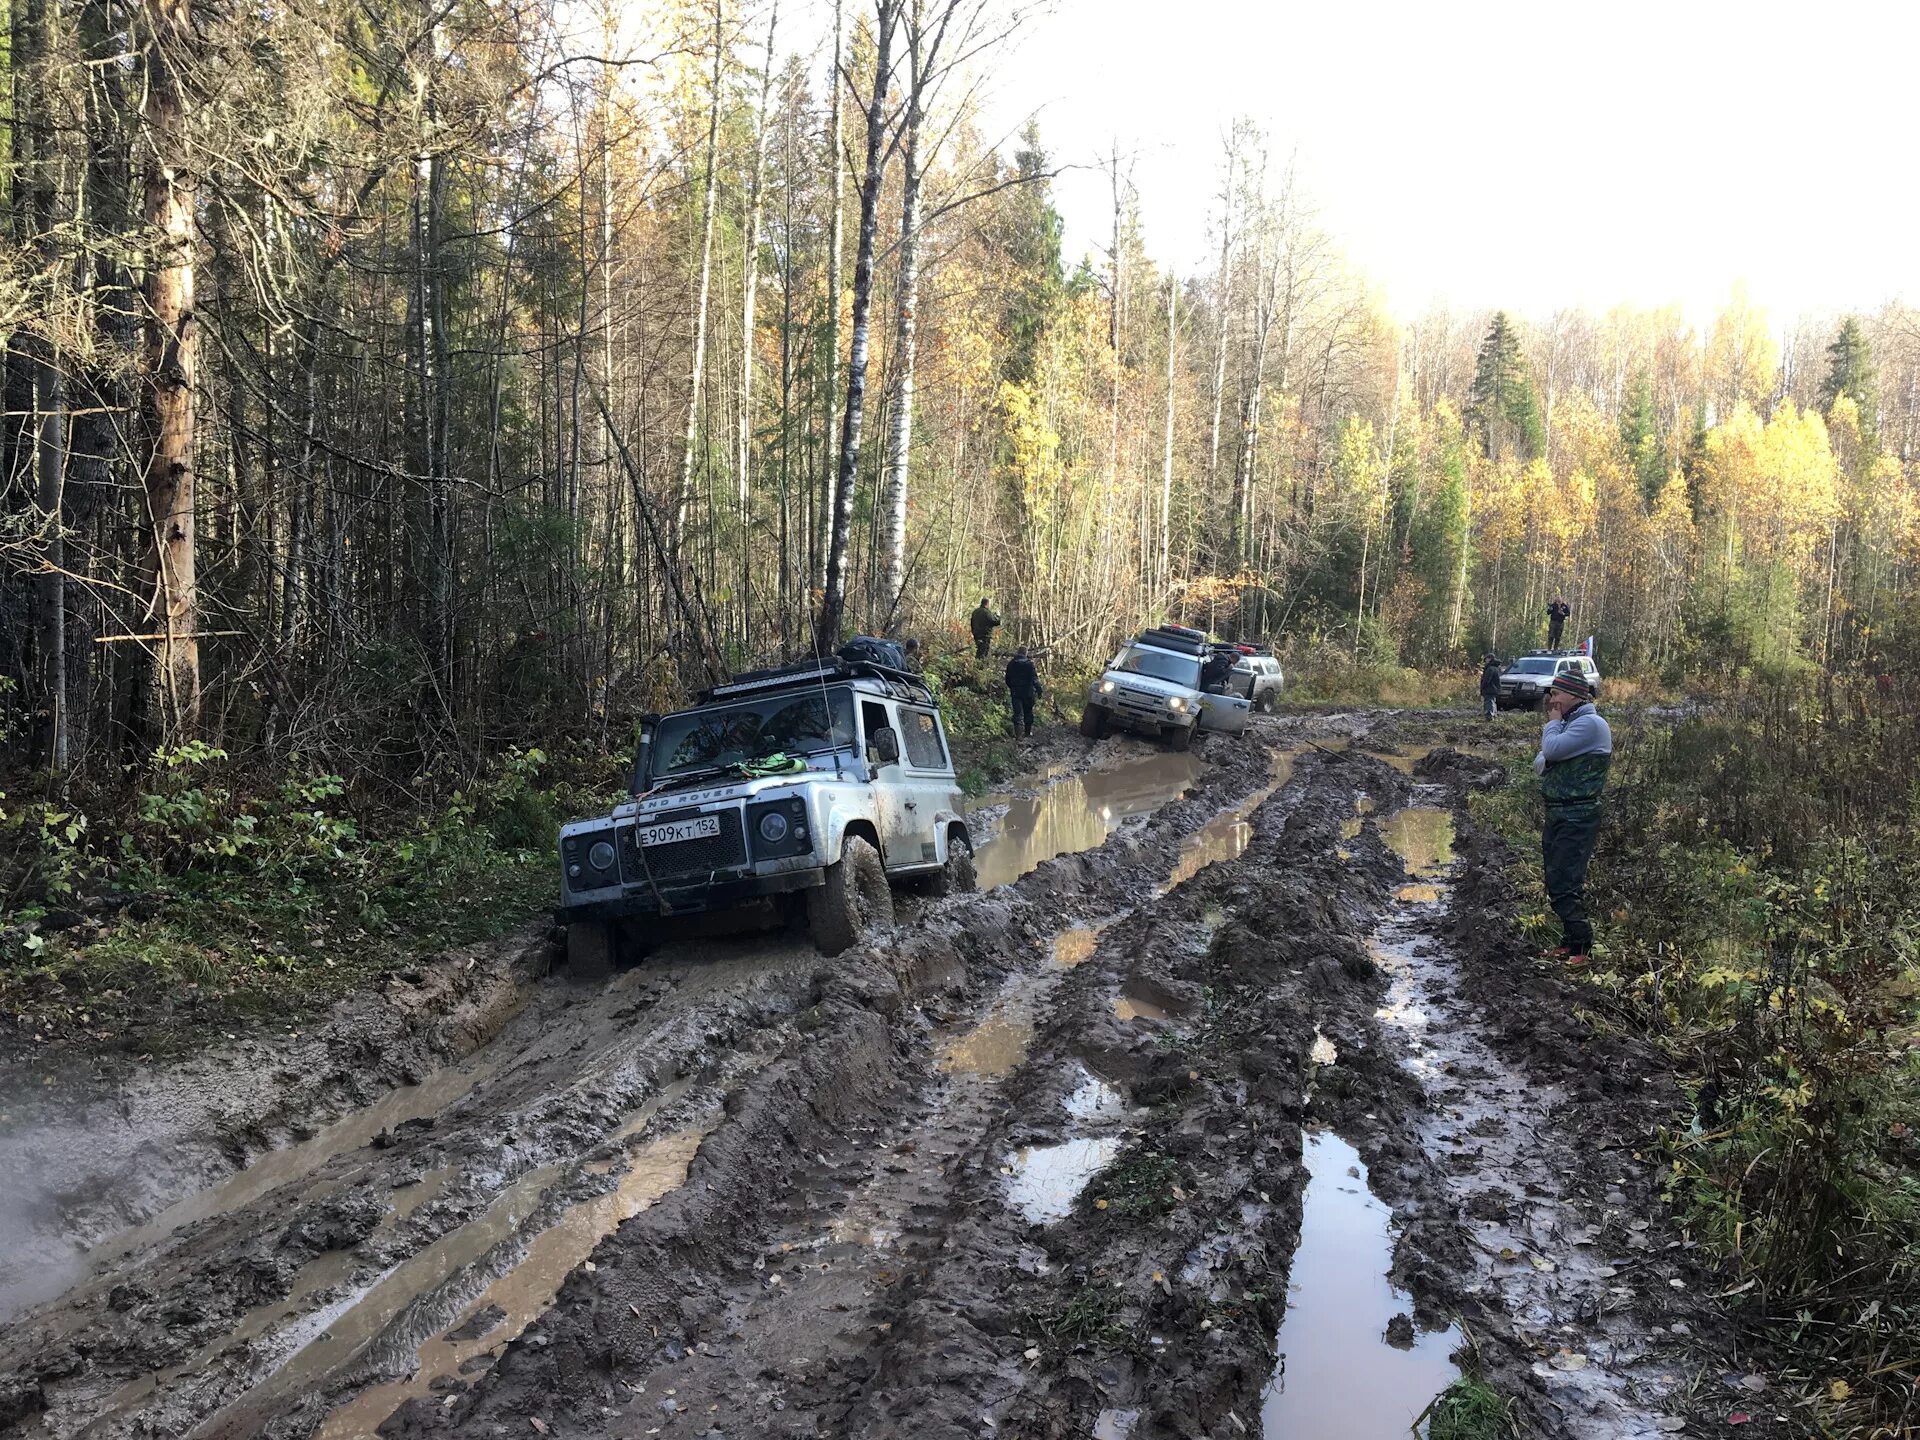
[
  {"x1": 138, "y1": 0, "x2": 200, "y2": 740},
  {"x1": 877, "y1": 86, "x2": 923, "y2": 622},
  {"x1": 1159, "y1": 276, "x2": 1176, "y2": 595},
  {"x1": 737, "y1": 0, "x2": 778, "y2": 646},
  {"x1": 676, "y1": 0, "x2": 724, "y2": 542},
  {"x1": 816, "y1": 0, "x2": 844, "y2": 588},
  {"x1": 816, "y1": 0, "x2": 898, "y2": 651}
]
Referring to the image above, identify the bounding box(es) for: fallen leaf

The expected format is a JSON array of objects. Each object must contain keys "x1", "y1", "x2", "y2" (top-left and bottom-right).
[
  {"x1": 1095, "y1": 1198, "x2": 1109, "y2": 1210},
  {"x1": 1829, "y1": 1379, "x2": 1852, "y2": 1402},
  {"x1": 1738, "y1": 1375, "x2": 1768, "y2": 1393},
  {"x1": 1530, "y1": 1254, "x2": 1557, "y2": 1272},
  {"x1": 1656, "y1": 1420, "x2": 1686, "y2": 1433},
  {"x1": 1728, "y1": 1414, "x2": 1751, "y2": 1426},
  {"x1": 530, "y1": 1421, "x2": 550, "y2": 1435},
  {"x1": 1023, "y1": 1346, "x2": 1040, "y2": 1361},
  {"x1": 1549, "y1": 1350, "x2": 1589, "y2": 1371}
]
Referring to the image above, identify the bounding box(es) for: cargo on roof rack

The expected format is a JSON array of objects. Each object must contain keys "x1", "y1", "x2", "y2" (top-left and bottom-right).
[
  {"x1": 697, "y1": 655, "x2": 933, "y2": 707},
  {"x1": 1136, "y1": 625, "x2": 1210, "y2": 656}
]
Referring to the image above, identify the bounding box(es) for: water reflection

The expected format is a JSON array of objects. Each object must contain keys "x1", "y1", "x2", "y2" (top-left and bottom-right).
[
  {"x1": 1261, "y1": 1133, "x2": 1460, "y2": 1436},
  {"x1": 973, "y1": 754, "x2": 1204, "y2": 889}
]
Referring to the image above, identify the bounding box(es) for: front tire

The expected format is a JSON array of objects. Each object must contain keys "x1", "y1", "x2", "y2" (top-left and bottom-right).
[
  {"x1": 1079, "y1": 704, "x2": 1109, "y2": 739},
  {"x1": 1255, "y1": 690, "x2": 1275, "y2": 714},
  {"x1": 1167, "y1": 721, "x2": 1195, "y2": 752},
  {"x1": 807, "y1": 834, "x2": 895, "y2": 955}
]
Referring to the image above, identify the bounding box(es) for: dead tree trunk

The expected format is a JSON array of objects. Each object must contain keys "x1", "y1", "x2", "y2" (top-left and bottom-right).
[
  {"x1": 737, "y1": 0, "x2": 778, "y2": 650},
  {"x1": 816, "y1": 0, "x2": 845, "y2": 589}
]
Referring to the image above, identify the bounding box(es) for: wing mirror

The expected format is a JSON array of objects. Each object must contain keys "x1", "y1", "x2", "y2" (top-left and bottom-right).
[
  {"x1": 629, "y1": 714, "x2": 659, "y2": 796},
  {"x1": 870, "y1": 727, "x2": 900, "y2": 767}
]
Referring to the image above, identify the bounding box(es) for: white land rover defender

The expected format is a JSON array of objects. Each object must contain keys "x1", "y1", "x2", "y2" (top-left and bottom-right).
[
  {"x1": 1078, "y1": 625, "x2": 1251, "y2": 750},
  {"x1": 555, "y1": 656, "x2": 974, "y2": 971}
]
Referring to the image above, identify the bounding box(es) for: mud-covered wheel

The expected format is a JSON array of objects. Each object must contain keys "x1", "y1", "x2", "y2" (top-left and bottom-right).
[
  {"x1": 1078, "y1": 703, "x2": 1109, "y2": 739},
  {"x1": 1167, "y1": 721, "x2": 1195, "y2": 752},
  {"x1": 566, "y1": 920, "x2": 613, "y2": 978},
  {"x1": 1255, "y1": 690, "x2": 1275, "y2": 715},
  {"x1": 925, "y1": 832, "x2": 977, "y2": 896},
  {"x1": 807, "y1": 834, "x2": 895, "y2": 955}
]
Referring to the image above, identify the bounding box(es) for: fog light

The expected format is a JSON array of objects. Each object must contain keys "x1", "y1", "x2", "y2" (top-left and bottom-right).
[
  {"x1": 567, "y1": 863, "x2": 582, "y2": 879},
  {"x1": 759, "y1": 812, "x2": 789, "y2": 843}
]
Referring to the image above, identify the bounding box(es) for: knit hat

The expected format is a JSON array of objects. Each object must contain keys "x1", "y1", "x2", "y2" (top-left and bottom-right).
[{"x1": 1550, "y1": 671, "x2": 1594, "y2": 703}]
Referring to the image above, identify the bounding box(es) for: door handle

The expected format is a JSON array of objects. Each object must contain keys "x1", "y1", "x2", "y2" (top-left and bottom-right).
[{"x1": 903, "y1": 801, "x2": 917, "y2": 810}]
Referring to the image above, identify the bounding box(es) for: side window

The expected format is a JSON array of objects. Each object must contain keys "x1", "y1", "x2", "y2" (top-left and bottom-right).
[
  {"x1": 860, "y1": 700, "x2": 893, "y2": 760},
  {"x1": 901, "y1": 709, "x2": 947, "y2": 769}
]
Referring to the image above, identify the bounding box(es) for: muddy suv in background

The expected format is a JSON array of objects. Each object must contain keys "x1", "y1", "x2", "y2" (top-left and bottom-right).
[
  {"x1": 1079, "y1": 625, "x2": 1251, "y2": 749},
  {"x1": 556, "y1": 658, "x2": 974, "y2": 970},
  {"x1": 1495, "y1": 651, "x2": 1601, "y2": 710}
]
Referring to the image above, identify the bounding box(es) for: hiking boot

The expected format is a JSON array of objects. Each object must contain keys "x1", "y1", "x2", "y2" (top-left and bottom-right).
[
  {"x1": 1541, "y1": 944, "x2": 1573, "y2": 960},
  {"x1": 1563, "y1": 953, "x2": 1591, "y2": 967}
]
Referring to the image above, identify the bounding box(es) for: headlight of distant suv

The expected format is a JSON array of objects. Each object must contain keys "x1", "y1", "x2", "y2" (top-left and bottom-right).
[
  {"x1": 1166, "y1": 695, "x2": 1188, "y2": 712},
  {"x1": 1099, "y1": 679, "x2": 1117, "y2": 694},
  {"x1": 562, "y1": 827, "x2": 620, "y2": 892},
  {"x1": 749, "y1": 797, "x2": 812, "y2": 860}
]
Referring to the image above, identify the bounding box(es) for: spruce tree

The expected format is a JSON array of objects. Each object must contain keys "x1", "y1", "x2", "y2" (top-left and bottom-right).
[
  {"x1": 1620, "y1": 372, "x2": 1664, "y2": 502},
  {"x1": 1818, "y1": 316, "x2": 1876, "y2": 442},
  {"x1": 1467, "y1": 311, "x2": 1546, "y2": 461}
]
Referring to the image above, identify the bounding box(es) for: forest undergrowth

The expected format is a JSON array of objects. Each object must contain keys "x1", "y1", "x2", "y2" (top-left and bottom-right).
[{"x1": 1475, "y1": 677, "x2": 1920, "y2": 1435}]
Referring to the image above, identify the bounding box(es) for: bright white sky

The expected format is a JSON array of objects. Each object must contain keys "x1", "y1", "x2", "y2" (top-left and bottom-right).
[{"x1": 970, "y1": 0, "x2": 1917, "y2": 325}]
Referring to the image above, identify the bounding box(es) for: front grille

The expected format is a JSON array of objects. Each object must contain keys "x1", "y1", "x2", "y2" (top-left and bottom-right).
[
  {"x1": 620, "y1": 808, "x2": 747, "y2": 882},
  {"x1": 1114, "y1": 688, "x2": 1168, "y2": 719}
]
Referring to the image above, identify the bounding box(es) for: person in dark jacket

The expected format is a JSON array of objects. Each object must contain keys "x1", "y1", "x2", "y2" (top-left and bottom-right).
[
  {"x1": 1533, "y1": 671, "x2": 1611, "y2": 964},
  {"x1": 1199, "y1": 649, "x2": 1234, "y2": 693},
  {"x1": 1478, "y1": 653, "x2": 1502, "y2": 719},
  {"x1": 1546, "y1": 597, "x2": 1570, "y2": 649},
  {"x1": 1004, "y1": 647, "x2": 1042, "y2": 738},
  {"x1": 970, "y1": 598, "x2": 1001, "y2": 660}
]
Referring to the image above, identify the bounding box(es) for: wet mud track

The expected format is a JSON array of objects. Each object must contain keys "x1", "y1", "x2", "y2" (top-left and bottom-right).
[{"x1": 0, "y1": 714, "x2": 1757, "y2": 1439}]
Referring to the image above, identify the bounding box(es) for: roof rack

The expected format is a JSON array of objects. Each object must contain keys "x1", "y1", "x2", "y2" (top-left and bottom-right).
[{"x1": 697, "y1": 656, "x2": 935, "y2": 707}]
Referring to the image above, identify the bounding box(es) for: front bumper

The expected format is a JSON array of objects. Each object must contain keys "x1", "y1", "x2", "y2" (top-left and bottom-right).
[{"x1": 556, "y1": 864, "x2": 826, "y2": 924}]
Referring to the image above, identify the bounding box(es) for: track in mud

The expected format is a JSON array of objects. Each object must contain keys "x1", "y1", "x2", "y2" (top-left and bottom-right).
[{"x1": 0, "y1": 715, "x2": 1748, "y2": 1440}]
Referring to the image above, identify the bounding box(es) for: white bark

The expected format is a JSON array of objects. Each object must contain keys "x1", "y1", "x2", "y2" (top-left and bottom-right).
[{"x1": 676, "y1": 0, "x2": 724, "y2": 538}]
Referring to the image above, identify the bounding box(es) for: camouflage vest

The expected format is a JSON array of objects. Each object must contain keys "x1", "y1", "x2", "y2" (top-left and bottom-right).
[{"x1": 1541, "y1": 748, "x2": 1610, "y2": 809}]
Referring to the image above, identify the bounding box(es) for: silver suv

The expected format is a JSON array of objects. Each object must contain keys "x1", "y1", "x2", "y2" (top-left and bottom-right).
[
  {"x1": 1080, "y1": 626, "x2": 1250, "y2": 749},
  {"x1": 1495, "y1": 651, "x2": 1601, "y2": 710},
  {"x1": 1229, "y1": 653, "x2": 1285, "y2": 713},
  {"x1": 556, "y1": 658, "x2": 973, "y2": 970}
]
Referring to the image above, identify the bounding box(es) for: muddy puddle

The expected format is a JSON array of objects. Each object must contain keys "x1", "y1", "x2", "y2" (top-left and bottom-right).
[
  {"x1": 1113, "y1": 993, "x2": 1171, "y2": 1024},
  {"x1": 1160, "y1": 750, "x2": 1298, "y2": 892},
  {"x1": 1261, "y1": 1132, "x2": 1460, "y2": 1437},
  {"x1": 1004, "y1": 1136, "x2": 1121, "y2": 1225},
  {"x1": 1381, "y1": 806, "x2": 1454, "y2": 876},
  {"x1": 312, "y1": 1126, "x2": 708, "y2": 1440},
  {"x1": 0, "y1": 1056, "x2": 497, "y2": 1328},
  {"x1": 973, "y1": 752, "x2": 1204, "y2": 889}
]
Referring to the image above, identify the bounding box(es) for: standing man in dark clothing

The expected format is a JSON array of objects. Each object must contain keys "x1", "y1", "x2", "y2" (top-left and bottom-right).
[
  {"x1": 1004, "y1": 647, "x2": 1042, "y2": 739},
  {"x1": 1546, "y1": 597, "x2": 1570, "y2": 649},
  {"x1": 970, "y1": 597, "x2": 1001, "y2": 660},
  {"x1": 1478, "y1": 653, "x2": 1502, "y2": 719},
  {"x1": 1199, "y1": 649, "x2": 1234, "y2": 693},
  {"x1": 1533, "y1": 671, "x2": 1611, "y2": 964}
]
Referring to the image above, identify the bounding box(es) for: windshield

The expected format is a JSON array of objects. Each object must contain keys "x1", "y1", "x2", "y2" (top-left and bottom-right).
[
  {"x1": 1113, "y1": 646, "x2": 1202, "y2": 687},
  {"x1": 1511, "y1": 658, "x2": 1556, "y2": 674},
  {"x1": 651, "y1": 687, "x2": 855, "y2": 779}
]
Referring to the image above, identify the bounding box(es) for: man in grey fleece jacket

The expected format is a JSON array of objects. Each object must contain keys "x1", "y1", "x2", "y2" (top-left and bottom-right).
[{"x1": 1532, "y1": 671, "x2": 1612, "y2": 961}]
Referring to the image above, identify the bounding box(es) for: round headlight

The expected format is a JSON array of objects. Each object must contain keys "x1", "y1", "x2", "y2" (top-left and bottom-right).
[
  {"x1": 1100, "y1": 679, "x2": 1116, "y2": 694},
  {"x1": 588, "y1": 841, "x2": 616, "y2": 871},
  {"x1": 758, "y1": 812, "x2": 789, "y2": 843}
]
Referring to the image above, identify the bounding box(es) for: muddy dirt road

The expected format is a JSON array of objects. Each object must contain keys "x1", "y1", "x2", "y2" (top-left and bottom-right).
[{"x1": 1, "y1": 712, "x2": 1771, "y2": 1439}]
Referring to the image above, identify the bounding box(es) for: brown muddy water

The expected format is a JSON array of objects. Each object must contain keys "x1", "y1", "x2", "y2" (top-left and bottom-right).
[
  {"x1": 1261, "y1": 1131, "x2": 1461, "y2": 1437},
  {"x1": 972, "y1": 752, "x2": 1205, "y2": 889}
]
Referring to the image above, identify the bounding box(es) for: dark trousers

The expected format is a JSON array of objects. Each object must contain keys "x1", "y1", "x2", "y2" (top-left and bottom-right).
[
  {"x1": 1010, "y1": 693, "x2": 1036, "y2": 737},
  {"x1": 1482, "y1": 694, "x2": 1497, "y2": 719},
  {"x1": 974, "y1": 635, "x2": 991, "y2": 660},
  {"x1": 1548, "y1": 622, "x2": 1565, "y2": 648},
  {"x1": 1542, "y1": 804, "x2": 1601, "y2": 952}
]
